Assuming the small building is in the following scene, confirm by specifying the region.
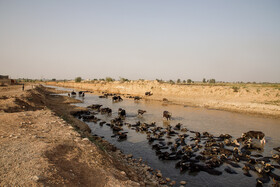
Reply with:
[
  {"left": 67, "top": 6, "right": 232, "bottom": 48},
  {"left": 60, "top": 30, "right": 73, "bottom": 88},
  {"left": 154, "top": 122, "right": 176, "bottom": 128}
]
[{"left": 0, "top": 75, "right": 12, "bottom": 85}]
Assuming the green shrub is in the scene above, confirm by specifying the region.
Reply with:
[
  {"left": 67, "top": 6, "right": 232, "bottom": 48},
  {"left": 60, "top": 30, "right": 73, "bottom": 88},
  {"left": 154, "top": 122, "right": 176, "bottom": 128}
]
[
  {"left": 120, "top": 77, "right": 129, "bottom": 83},
  {"left": 156, "top": 79, "right": 164, "bottom": 83},
  {"left": 232, "top": 86, "right": 239, "bottom": 92},
  {"left": 75, "top": 77, "right": 82, "bottom": 82},
  {"left": 209, "top": 79, "right": 216, "bottom": 83},
  {"left": 105, "top": 77, "right": 114, "bottom": 82}
]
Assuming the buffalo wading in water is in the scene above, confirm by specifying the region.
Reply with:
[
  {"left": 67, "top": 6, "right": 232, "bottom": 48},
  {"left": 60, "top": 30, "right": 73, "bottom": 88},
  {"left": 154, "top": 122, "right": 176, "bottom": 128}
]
[
  {"left": 138, "top": 109, "right": 146, "bottom": 116},
  {"left": 163, "top": 111, "right": 172, "bottom": 120},
  {"left": 118, "top": 108, "right": 126, "bottom": 118},
  {"left": 71, "top": 91, "right": 76, "bottom": 96},
  {"left": 242, "top": 131, "right": 266, "bottom": 144},
  {"left": 71, "top": 102, "right": 279, "bottom": 186},
  {"left": 112, "top": 96, "right": 123, "bottom": 102}
]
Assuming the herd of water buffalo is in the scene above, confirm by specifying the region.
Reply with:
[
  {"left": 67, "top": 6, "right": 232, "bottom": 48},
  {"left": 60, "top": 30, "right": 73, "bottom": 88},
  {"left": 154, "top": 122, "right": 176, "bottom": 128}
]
[{"left": 70, "top": 91, "right": 280, "bottom": 186}]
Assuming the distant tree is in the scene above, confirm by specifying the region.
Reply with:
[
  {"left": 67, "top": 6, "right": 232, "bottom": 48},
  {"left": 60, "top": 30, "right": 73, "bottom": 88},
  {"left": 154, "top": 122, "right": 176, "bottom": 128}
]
[
  {"left": 105, "top": 77, "right": 114, "bottom": 82},
  {"left": 75, "top": 77, "right": 82, "bottom": 83},
  {"left": 202, "top": 78, "right": 206, "bottom": 83},
  {"left": 177, "top": 79, "right": 181, "bottom": 84},
  {"left": 209, "top": 79, "right": 216, "bottom": 84},
  {"left": 169, "top": 80, "right": 175, "bottom": 84},
  {"left": 182, "top": 80, "right": 186, "bottom": 83},
  {"left": 187, "top": 79, "right": 192, "bottom": 84},
  {"left": 52, "top": 78, "right": 56, "bottom": 81},
  {"left": 156, "top": 79, "right": 164, "bottom": 83},
  {"left": 120, "top": 77, "right": 129, "bottom": 83}
]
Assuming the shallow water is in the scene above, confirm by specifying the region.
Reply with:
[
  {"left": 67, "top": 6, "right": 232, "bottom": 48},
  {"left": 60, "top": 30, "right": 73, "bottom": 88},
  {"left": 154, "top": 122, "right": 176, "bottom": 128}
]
[{"left": 46, "top": 85, "right": 280, "bottom": 187}]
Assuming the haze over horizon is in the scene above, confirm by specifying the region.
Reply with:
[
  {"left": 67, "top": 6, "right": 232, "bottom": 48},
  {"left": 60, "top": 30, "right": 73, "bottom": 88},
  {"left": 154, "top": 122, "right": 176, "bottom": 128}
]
[{"left": 1, "top": 0, "right": 280, "bottom": 82}]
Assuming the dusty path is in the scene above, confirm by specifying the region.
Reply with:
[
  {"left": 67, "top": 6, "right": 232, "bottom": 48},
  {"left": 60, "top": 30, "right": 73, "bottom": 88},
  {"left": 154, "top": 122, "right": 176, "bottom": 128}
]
[{"left": 0, "top": 85, "right": 160, "bottom": 186}]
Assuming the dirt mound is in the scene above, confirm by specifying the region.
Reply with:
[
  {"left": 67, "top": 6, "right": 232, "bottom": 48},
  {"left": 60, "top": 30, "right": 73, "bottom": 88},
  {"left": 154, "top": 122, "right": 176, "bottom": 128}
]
[{"left": 0, "top": 86, "right": 46, "bottom": 113}]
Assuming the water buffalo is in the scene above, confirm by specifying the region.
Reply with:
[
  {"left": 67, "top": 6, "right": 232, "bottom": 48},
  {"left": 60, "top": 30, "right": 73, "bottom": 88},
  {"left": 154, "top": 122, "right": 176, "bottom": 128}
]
[
  {"left": 163, "top": 111, "right": 172, "bottom": 120},
  {"left": 100, "top": 107, "right": 112, "bottom": 115},
  {"left": 134, "top": 96, "right": 141, "bottom": 101},
  {"left": 112, "top": 96, "right": 123, "bottom": 102},
  {"left": 87, "top": 104, "right": 102, "bottom": 111},
  {"left": 138, "top": 109, "right": 146, "bottom": 116},
  {"left": 145, "top": 91, "right": 153, "bottom": 96},
  {"left": 242, "top": 131, "right": 266, "bottom": 144},
  {"left": 163, "top": 98, "right": 168, "bottom": 102},
  {"left": 118, "top": 108, "right": 126, "bottom": 118}
]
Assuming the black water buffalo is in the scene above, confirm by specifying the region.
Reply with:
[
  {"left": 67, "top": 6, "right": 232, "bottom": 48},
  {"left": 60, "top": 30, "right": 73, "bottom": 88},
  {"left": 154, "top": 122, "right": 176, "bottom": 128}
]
[
  {"left": 71, "top": 91, "right": 76, "bottom": 96},
  {"left": 100, "top": 107, "right": 112, "bottom": 115},
  {"left": 87, "top": 104, "right": 102, "bottom": 111},
  {"left": 163, "top": 98, "right": 168, "bottom": 102},
  {"left": 112, "top": 96, "right": 123, "bottom": 102},
  {"left": 118, "top": 108, "right": 126, "bottom": 118},
  {"left": 134, "top": 96, "right": 141, "bottom": 101},
  {"left": 163, "top": 111, "right": 172, "bottom": 120},
  {"left": 145, "top": 91, "right": 153, "bottom": 96},
  {"left": 242, "top": 131, "right": 266, "bottom": 144},
  {"left": 138, "top": 109, "right": 146, "bottom": 116}
]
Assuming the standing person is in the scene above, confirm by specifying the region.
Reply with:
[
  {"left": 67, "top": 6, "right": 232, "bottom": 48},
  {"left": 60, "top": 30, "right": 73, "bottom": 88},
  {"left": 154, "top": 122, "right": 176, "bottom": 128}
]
[{"left": 22, "top": 84, "right": 24, "bottom": 91}]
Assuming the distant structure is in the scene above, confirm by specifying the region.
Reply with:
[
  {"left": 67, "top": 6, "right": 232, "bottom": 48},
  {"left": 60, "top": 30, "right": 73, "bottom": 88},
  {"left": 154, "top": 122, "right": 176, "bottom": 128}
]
[{"left": 0, "top": 75, "right": 13, "bottom": 85}]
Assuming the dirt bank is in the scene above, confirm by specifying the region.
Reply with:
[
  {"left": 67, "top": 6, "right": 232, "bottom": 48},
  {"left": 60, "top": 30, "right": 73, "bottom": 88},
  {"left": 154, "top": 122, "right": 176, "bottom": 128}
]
[
  {"left": 0, "top": 84, "right": 163, "bottom": 186},
  {"left": 47, "top": 81, "right": 280, "bottom": 118}
]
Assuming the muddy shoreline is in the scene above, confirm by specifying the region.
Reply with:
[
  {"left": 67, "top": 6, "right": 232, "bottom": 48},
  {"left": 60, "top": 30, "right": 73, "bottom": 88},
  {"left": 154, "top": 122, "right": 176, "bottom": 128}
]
[{"left": 46, "top": 81, "right": 280, "bottom": 119}]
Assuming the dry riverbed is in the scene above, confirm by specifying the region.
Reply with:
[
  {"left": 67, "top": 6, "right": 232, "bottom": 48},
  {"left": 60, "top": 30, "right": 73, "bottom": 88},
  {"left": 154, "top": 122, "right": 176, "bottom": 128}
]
[{"left": 0, "top": 84, "right": 164, "bottom": 186}]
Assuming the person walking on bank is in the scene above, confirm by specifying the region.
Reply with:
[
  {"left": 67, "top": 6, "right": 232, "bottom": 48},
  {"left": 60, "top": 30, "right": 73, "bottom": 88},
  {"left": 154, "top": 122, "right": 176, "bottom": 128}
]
[{"left": 22, "top": 84, "right": 24, "bottom": 91}]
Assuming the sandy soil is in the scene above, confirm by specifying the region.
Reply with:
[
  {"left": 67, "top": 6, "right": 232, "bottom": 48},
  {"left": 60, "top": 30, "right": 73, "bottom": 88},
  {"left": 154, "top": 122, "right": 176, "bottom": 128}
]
[
  {"left": 0, "top": 84, "right": 162, "bottom": 186},
  {"left": 47, "top": 81, "right": 280, "bottom": 118}
]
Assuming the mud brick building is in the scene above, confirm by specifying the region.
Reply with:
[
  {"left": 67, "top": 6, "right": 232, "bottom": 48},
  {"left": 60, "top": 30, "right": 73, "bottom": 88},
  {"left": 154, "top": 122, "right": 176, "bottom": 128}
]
[{"left": 0, "top": 75, "right": 12, "bottom": 85}]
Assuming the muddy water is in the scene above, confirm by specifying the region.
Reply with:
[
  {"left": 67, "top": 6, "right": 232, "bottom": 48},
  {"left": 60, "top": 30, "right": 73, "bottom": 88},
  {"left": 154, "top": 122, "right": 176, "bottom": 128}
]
[{"left": 47, "top": 85, "right": 280, "bottom": 187}]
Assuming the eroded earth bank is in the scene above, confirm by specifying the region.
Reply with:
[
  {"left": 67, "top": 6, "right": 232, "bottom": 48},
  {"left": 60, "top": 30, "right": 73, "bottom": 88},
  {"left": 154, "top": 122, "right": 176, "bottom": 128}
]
[
  {"left": 47, "top": 81, "right": 280, "bottom": 118},
  {"left": 0, "top": 84, "right": 161, "bottom": 186}
]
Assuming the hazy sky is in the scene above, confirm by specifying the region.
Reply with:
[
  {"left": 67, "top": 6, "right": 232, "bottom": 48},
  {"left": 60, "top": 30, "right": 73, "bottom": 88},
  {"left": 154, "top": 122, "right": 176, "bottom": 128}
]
[{"left": 1, "top": 0, "right": 280, "bottom": 82}]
